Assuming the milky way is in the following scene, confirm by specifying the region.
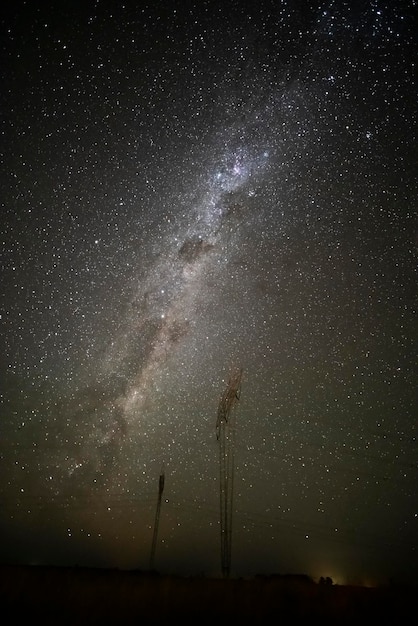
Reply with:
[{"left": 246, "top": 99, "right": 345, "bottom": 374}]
[{"left": 60, "top": 130, "right": 274, "bottom": 491}]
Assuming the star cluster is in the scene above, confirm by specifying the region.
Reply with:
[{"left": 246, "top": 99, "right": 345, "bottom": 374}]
[{"left": 1, "top": 0, "right": 417, "bottom": 583}]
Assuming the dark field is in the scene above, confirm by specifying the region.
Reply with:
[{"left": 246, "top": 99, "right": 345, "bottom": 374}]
[{"left": 0, "top": 564, "right": 416, "bottom": 625}]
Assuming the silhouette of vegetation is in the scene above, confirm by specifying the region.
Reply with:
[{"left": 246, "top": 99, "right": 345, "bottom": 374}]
[{"left": 0, "top": 565, "right": 416, "bottom": 625}]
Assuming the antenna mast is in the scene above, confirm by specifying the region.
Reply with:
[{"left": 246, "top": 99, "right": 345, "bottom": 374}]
[
  {"left": 216, "top": 367, "right": 243, "bottom": 578},
  {"left": 149, "top": 464, "right": 165, "bottom": 571}
]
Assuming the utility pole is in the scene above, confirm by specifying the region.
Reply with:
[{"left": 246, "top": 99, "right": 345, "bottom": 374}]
[
  {"left": 216, "top": 367, "right": 243, "bottom": 578},
  {"left": 149, "top": 464, "right": 165, "bottom": 571}
]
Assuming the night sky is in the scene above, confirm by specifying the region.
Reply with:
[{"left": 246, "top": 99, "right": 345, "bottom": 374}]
[{"left": 1, "top": 0, "right": 417, "bottom": 585}]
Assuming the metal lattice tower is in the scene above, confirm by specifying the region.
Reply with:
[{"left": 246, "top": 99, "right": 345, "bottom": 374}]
[
  {"left": 215, "top": 367, "right": 243, "bottom": 578},
  {"left": 149, "top": 464, "right": 165, "bottom": 571}
]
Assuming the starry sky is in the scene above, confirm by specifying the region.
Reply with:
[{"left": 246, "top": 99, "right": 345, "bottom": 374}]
[{"left": 1, "top": 0, "right": 417, "bottom": 585}]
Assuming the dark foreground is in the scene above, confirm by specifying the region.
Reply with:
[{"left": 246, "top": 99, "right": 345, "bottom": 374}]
[{"left": 0, "top": 564, "right": 416, "bottom": 625}]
